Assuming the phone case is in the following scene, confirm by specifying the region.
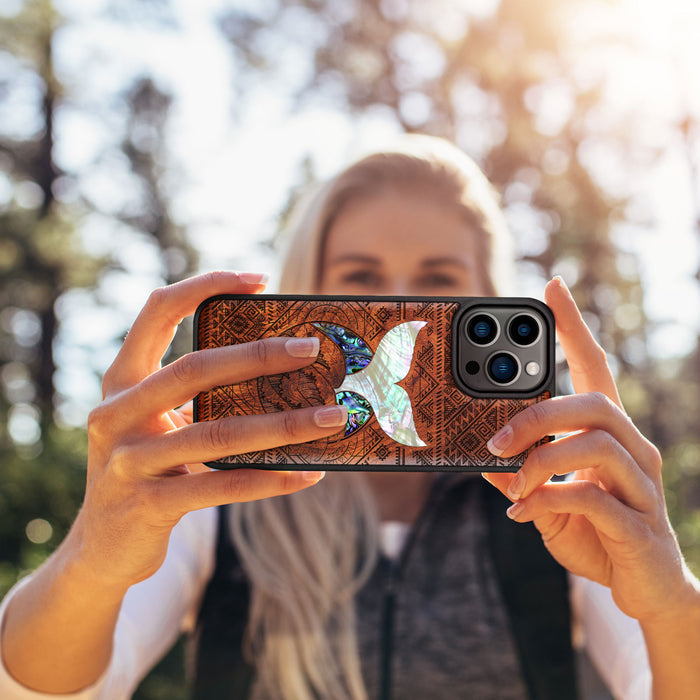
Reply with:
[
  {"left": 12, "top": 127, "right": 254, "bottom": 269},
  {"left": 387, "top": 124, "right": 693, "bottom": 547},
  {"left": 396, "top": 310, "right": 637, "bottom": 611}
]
[{"left": 193, "top": 295, "right": 554, "bottom": 472}]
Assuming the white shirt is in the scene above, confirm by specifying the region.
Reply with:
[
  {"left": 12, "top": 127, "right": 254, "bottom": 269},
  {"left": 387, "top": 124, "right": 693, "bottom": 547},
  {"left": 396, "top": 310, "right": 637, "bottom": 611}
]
[{"left": 0, "top": 507, "right": 651, "bottom": 699}]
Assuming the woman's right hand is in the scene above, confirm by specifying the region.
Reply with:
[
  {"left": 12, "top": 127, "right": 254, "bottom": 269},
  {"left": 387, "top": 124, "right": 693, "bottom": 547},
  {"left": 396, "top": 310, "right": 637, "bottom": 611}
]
[{"left": 74, "top": 271, "right": 347, "bottom": 590}]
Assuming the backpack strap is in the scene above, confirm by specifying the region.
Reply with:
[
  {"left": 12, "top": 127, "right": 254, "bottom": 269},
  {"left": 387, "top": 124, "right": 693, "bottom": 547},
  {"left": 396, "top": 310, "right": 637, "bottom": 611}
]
[
  {"left": 190, "top": 505, "right": 254, "bottom": 700},
  {"left": 484, "top": 483, "right": 579, "bottom": 700}
]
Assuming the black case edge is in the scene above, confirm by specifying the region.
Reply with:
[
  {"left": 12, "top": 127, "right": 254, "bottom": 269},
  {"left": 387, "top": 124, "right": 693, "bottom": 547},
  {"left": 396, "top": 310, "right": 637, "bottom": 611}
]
[{"left": 192, "top": 294, "right": 556, "bottom": 472}]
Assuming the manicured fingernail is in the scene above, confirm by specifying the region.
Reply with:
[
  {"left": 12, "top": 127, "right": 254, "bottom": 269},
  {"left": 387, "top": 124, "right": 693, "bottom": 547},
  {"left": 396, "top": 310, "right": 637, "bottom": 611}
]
[
  {"left": 303, "top": 471, "right": 326, "bottom": 483},
  {"left": 238, "top": 272, "right": 269, "bottom": 285},
  {"left": 487, "top": 425, "right": 513, "bottom": 456},
  {"left": 506, "top": 501, "right": 524, "bottom": 520},
  {"left": 285, "top": 337, "right": 320, "bottom": 358},
  {"left": 507, "top": 471, "right": 525, "bottom": 500},
  {"left": 314, "top": 405, "right": 348, "bottom": 428},
  {"left": 552, "top": 275, "right": 570, "bottom": 295}
]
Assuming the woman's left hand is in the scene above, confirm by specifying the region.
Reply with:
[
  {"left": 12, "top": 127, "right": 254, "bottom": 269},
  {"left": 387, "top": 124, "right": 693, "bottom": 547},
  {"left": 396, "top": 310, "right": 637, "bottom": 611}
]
[{"left": 483, "top": 277, "right": 696, "bottom": 624}]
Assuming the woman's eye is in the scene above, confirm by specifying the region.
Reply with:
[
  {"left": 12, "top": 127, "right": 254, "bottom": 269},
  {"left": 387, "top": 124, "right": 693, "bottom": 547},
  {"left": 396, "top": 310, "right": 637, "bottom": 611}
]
[
  {"left": 417, "top": 273, "right": 460, "bottom": 290},
  {"left": 340, "top": 270, "right": 383, "bottom": 288}
]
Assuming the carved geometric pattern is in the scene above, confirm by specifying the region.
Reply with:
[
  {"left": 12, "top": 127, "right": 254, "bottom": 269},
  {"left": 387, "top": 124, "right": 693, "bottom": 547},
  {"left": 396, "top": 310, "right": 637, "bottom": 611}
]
[{"left": 195, "top": 297, "right": 551, "bottom": 471}]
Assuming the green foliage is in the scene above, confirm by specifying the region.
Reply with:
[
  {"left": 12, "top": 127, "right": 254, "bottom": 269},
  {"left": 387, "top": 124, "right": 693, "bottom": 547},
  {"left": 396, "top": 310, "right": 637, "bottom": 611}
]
[
  {"left": 0, "top": 2, "right": 197, "bottom": 697},
  {"left": 0, "top": 422, "right": 87, "bottom": 599}
]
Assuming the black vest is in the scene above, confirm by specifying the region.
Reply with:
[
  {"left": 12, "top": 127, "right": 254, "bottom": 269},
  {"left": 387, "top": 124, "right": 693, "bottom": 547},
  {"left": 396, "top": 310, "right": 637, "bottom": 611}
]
[{"left": 190, "top": 478, "right": 578, "bottom": 700}]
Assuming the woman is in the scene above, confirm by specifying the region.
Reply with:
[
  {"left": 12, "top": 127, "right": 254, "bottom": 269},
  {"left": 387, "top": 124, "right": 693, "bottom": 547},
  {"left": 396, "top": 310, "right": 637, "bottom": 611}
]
[{"left": 1, "top": 136, "right": 699, "bottom": 700}]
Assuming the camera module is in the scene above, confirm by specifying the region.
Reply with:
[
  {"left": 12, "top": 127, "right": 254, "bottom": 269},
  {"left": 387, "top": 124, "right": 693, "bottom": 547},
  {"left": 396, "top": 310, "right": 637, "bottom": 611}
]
[
  {"left": 454, "top": 301, "right": 551, "bottom": 397},
  {"left": 487, "top": 352, "right": 520, "bottom": 385},
  {"left": 507, "top": 314, "right": 540, "bottom": 347},
  {"left": 466, "top": 313, "right": 499, "bottom": 346}
]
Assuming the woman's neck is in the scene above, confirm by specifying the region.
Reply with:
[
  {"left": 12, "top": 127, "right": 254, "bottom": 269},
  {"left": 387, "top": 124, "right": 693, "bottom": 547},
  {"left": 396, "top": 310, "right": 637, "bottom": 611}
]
[{"left": 362, "top": 471, "right": 437, "bottom": 523}]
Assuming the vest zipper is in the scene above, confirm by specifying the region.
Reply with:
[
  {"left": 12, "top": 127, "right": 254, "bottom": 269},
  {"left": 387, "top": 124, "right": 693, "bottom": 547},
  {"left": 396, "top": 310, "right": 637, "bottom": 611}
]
[
  {"left": 377, "top": 477, "right": 448, "bottom": 700},
  {"left": 379, "top": 559, "right": 398, "bottom": 700}
]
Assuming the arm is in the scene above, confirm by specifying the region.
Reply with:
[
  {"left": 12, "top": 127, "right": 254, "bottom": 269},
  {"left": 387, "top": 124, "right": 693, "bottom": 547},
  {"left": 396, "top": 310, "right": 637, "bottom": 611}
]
[
  {"left": 0, "top": 271, "right": 346, "bottom": 694},
  {"left": 0, "top": 507, "right": 216, "bottom": 700},
  {"left": 484, "top": 276, "right": 700, "bottom": 700}
]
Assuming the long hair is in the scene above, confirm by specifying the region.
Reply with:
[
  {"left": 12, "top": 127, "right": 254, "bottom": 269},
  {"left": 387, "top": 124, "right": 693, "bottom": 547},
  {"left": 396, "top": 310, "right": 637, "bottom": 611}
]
[{"left": 230, "top": 135, "right": 513, "bottom": 700}]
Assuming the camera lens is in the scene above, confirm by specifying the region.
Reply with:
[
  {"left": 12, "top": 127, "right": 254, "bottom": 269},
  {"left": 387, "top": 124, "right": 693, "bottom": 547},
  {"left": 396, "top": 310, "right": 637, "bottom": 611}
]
[
  {"left": 508, "top": 314, "right": 540, "bottom": 347},
  {"left": 466, "top": 313, "right": 498, "bottom": 345},
  {"left": 487, "top": 352, "right": 519, "bottom": 385}
]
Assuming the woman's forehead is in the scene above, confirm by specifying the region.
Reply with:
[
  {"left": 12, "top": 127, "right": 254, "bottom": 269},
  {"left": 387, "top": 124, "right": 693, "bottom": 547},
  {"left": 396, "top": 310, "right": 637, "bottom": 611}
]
[{"left": 324, "top": 191, "right": 477, "bottom": 260}]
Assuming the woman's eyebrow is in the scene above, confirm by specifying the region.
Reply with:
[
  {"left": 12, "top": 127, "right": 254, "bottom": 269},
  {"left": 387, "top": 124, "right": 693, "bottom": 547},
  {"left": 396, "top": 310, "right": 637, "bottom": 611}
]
[
  {"left": 421, "top": 257, "right": 473, "bottom": 270},
  {"left": 327, "top": 254, "right": 381, "bottom": 266}
]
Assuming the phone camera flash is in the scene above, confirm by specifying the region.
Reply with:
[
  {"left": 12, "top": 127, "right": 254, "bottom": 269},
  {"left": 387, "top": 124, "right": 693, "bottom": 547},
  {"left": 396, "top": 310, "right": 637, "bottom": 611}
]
[{"left": 525, "top": 361, "right": 540, "bottom": 376}]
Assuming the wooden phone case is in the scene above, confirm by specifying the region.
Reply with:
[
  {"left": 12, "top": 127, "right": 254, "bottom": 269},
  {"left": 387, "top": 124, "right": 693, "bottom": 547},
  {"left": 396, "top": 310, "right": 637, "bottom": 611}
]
[{"left": 193, "top": 295, "right": 554, "bottom": 472}]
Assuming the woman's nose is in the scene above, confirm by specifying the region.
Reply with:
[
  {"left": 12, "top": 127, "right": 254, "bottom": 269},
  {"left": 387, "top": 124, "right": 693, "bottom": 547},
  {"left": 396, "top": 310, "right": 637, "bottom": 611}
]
[{"left": 385, "top": 279, "right": 411, "bottom": 296}]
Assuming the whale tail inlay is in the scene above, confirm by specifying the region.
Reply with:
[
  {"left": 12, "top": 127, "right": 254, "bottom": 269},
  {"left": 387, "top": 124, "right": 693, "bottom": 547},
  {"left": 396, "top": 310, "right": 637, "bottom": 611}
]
[{"left": 316, "top": 320, "right": 427, "bottom": 447}]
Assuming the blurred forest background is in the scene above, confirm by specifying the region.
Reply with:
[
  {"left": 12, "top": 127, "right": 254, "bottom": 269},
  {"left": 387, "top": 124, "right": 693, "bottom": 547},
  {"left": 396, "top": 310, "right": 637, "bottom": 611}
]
[{"left": 1, "top": 0, "right": 700, "bottom": 697}]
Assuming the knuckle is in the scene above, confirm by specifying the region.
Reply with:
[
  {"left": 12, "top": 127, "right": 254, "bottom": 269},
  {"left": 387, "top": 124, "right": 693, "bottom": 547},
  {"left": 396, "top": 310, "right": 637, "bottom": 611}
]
[
  {"left": 523, "top": 447, "right": 552, "bottom": 480},
  {"left": 87, "top": 402, "right": 115, "bottom": 440},
  {"left": 587, "top": 391, "right": 616, "bottom": 415},
  {"left": 101, "top": 368, "right": 116, "bottom": 398},
  {"left": 574, "top": 480, "right": 605, "bottom": 514},
  {"left": 279, "top": 410, "right": 304, "bottom": 443},
  {"left": 222, "top": 471, "right": 251, "bottom": 502},
  {"left": 205, "top": 270, "right": 228, "bottom": 287},
  {"left": 247, "top": 337, "right": 273, "bottom": 368},
  {"left": 591, "top": 344, "right": 609, "bottom": 368},
  {"left": 525, "top": 445, "right": 548, "bottom": 478},
  {"left": 145, "top": 285, "right": 169, "bottom": 312},
  {"left": 170, "top": 352, "right": 205, "bottom": 386},
  {"left": 201, "top": 419, "right": 234, "bottom": 454},
  {"left": 590, "top": 428, "right": 619, "bottom": 458},
  {"left": 107, "top": 444, "right": 136, "bottom": 480},
  {"left": 526, "top": 399, "right": 550, "bottom": 430},
  {"left": 643, "top": 440, "right": 663, "bottom": 473}
]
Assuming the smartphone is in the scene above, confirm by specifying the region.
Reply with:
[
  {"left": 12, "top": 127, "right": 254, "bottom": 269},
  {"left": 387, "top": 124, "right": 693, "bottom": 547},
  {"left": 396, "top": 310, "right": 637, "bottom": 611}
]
[{"left": 193, "top": 295, "right": 555, "bottom": 472}]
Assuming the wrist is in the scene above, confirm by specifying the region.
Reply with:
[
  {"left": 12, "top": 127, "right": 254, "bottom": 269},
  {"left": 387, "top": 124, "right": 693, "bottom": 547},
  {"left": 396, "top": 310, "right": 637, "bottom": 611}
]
[
  {"left": 1, "top": 521, "right": 129, "bottom": 694},
  {"left": 639, "top": 565, "right": 700, "bottom": 631},
  {"left": 636, "top": 568, "right": 700, "bottom": 700},
  {"left": 55, "top": 512, "right": 136, "bottom": 597}
]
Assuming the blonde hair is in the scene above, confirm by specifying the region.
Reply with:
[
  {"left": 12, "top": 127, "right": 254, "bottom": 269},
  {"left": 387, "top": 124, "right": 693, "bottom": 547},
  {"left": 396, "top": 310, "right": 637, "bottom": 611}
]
[
  {"left": 279, "top": 134, "right": 514, "bottom": 295},
  {"left": 230, "top": 135, "right": 514, "bottom": 700},
  {"left": 230, "top": 476, "right": 378, "bottom": 700}
]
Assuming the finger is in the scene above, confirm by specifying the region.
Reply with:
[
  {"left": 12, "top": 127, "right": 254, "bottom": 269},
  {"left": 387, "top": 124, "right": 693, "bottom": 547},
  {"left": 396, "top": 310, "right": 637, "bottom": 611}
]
[
  {"left": 504, "top": 430, "right": 656, "bottom": 511},
  {"left": 506, "top": 479, "right": 640, "bottom": 545},
  {"left": 120, "top": 336, "right": 320, "bottom": 419},
  {"left": 104, "top": 271, "right": 268, "bottom": 394},
  {"left": 481, "top": 471, "right": 517, "bottom": 499},
  {"left": 156, "top": 468, "right": 326, "bottom": 519},
  {"left": 544, "top": 277, "right": 622, "bottom": 408},
  {"left": 482, "top": 473, "right": 616, "bottom": 577},
  {"left": 486, "top": 392, "right": 661, "bottom": 480},
  {"left": 171, "top": 402, "right": 193, "bottom": 428},
  {"left": 112, "top": 404, "right": 348, "bottom": 476}
]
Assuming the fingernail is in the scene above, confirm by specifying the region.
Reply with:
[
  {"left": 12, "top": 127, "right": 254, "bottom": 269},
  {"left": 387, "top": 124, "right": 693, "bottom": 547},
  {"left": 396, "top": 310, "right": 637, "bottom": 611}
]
[
  {"left": 506, "top": 501, "right": 524, "bottom": 520},
  {"left": 487, "top": 425, "right": 513, "bottom": 456},
  {"left": 238, "top": 272, "right": 269, "bottom": 285},
  {"left": 314, "top": 405, "right": 348, "bottom": 428},
  {"left": 286, "top": 337, "right": 320, "bottom": 358},
  {"left": 507, "top": 471, "right": 525, "bottom": 500},
  {"left": 303, "top": 471, "right": 326, "bottom": 483},
  {"left": 552, "top": 275, "right": 570, "bottom": 295}
]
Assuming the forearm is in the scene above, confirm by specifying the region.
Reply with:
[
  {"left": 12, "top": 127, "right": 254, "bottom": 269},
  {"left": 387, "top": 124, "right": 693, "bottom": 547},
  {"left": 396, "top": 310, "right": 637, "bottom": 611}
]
[
  {"left": 640, "top": 570, "right": 700, "bottom": 700},
  {"left": 1, "top": 525, "right": 129, "bottom": 694}
]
